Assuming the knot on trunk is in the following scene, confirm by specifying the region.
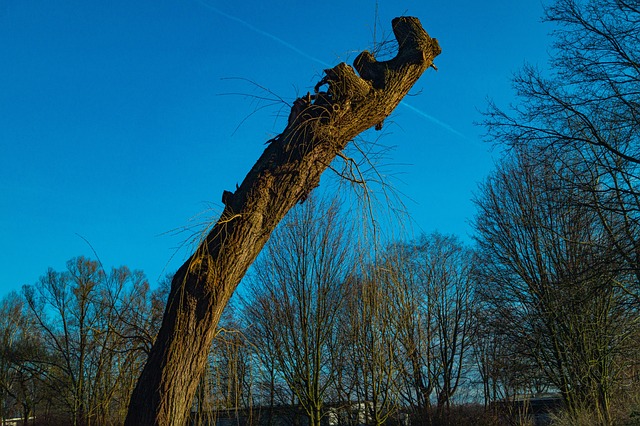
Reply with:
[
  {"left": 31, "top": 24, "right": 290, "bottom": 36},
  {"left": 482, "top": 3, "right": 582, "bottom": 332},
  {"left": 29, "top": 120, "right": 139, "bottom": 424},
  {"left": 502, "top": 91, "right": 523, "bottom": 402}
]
[{"left": 314, "top": 63, "right": 372, "bottom": 104}]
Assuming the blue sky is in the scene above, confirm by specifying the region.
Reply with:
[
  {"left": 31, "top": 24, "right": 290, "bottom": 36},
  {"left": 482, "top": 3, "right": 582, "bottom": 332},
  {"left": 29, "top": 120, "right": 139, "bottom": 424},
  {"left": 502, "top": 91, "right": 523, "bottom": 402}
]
[{"left": 0, "top": 0, "right": 551, "bottom": 297}]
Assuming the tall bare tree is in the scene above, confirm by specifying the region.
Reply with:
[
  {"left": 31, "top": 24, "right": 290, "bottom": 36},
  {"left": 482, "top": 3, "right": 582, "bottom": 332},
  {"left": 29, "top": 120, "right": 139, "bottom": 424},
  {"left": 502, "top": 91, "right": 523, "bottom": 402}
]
[
  {"left": 384, "top": 243, "right": 437, "bottom": 421},
  {"left": 484, "top": 0, "right": 640, "bottom": 299},
  {"left": 473, "top": 147, "right": 637, "bottom": 423},
  {"left": 341, "top": 267, "right": 402, "bottom": 426},
  {"left": 380, "top": 234, "right": 476, "bottom": 426},
  {"left": 21, "top": 257, "right": 156, "bottom": 425},
  {"left": 479, "top": 2, "right": 640, "bottom": 420},
  {"left": 125, "top": 17, "right": 441, "bottom": 426},
  {"left": 243, "top": 197, "right": 355, "bottom": 426},
  {"left": 417, "top": 234, "right": 475, "bottom": 420},
  {"left": 22, "top": 257, "right": 105, "bottom": 426},
  {"left": 0, "top": 292, "right": 43, "bottom": 424}
]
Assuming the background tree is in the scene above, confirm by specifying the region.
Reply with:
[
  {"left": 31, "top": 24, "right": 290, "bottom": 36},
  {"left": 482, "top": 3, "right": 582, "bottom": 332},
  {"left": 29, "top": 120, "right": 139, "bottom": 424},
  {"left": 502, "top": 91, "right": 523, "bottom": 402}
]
[
  {"left": 384, "top": 233, "right": 476, "bottom": 425},
  {"left": 191, "top": 303, "right": 253, "bottom": 426},
  {"left": 484, "top": 0, "right": 640, "bottom": 300},
  {"left": 0, "top": 292, "right": 44, "bottom": 424},
  {"left": 385, "top": 242, "right": 437, "bottom": 422},
  {"left": 244, "top": 197, "right": 355, "bottom": 426},
  {"left": 339, "top": 266, "right": 402, "bottom": 426},
  {"left": 473, "top": 146, "right": 638, "bottom": 423},
  {"left": 90, "top": 266, "right": 161, "bottom": 424},
  {"left": 22, "top": 257, "right": 104, "bottom": 425},
  {"left": 21, "top": 257, "right": 157, "bottom": 425},
  {"left": 418, "top": 234, "right": 475, "bottom": 421},
  {"left": 480, "top": 1, "right": 640, "bottom": 421},
  {"left": 242, "top": 298, "right": 291, "bottom": 425},
  {"left": 471, "top": 294, "right": 549, "bottom": 421}
]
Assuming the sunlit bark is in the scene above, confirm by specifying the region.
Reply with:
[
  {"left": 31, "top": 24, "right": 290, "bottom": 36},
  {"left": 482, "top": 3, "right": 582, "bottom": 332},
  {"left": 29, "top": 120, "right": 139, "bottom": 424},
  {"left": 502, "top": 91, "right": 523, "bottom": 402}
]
[{"left": 124, "top": 17, "right": 440, "bottom": 426}]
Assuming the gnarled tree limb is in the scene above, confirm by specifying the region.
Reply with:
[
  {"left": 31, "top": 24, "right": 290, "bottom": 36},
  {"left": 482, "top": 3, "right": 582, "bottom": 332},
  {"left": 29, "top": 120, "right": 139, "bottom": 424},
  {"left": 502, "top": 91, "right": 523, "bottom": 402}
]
[{"left": 125, "top": 16, "right": 440, "bottom": 426}]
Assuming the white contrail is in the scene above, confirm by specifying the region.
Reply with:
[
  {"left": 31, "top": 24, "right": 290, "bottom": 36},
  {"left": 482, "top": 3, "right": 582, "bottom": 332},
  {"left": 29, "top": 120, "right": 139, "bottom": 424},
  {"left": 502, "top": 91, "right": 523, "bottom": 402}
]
[
  {"left": 195, "top": 0, "right": 331, "bottom": 68},
  {"left": 400, "top": 102, "right": 467, "bottom": 139},
  {"left": 196, "top": 1, "right": 465, "bottom": 138}
]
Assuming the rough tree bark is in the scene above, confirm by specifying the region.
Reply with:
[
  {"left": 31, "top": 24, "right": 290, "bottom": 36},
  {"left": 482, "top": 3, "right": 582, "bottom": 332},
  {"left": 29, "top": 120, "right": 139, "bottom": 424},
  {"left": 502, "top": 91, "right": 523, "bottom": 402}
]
[{"left": 124, "top": 16, "right": 441, "bottom": 426}]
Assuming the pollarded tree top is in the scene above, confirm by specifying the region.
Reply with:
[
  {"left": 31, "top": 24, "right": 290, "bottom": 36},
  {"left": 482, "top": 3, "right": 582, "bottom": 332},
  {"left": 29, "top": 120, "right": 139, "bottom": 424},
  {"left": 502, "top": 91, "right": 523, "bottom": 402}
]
[
  {"left": 225, "top": 16, "right": 441, "bottom": 215},
  {"left": 354, "top": 16, "right": 441, "bottom": 90}
]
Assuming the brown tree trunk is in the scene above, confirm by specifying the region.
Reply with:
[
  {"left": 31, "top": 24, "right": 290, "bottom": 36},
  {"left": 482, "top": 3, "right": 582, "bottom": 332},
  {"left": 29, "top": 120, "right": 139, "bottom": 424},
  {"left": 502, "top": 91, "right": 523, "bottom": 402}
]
[{"left": 124, "top": 16, "right": 440, "bottom": 426}]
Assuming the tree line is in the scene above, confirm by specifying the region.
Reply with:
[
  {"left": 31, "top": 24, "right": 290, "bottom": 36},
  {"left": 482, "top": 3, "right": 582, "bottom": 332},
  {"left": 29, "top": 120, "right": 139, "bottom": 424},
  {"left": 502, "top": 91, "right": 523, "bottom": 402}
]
[
  {"left": 2, "top": 0, "right": 639, "bottom": 425},
  {"left": 0, "top": 201, "right": 482, "bottom": 426},
  {"left": 2, "top": 187, "right": 638, "bottom": 425},
  {"left": 0, "top": 259, "right": 169, "bottom": 425}
]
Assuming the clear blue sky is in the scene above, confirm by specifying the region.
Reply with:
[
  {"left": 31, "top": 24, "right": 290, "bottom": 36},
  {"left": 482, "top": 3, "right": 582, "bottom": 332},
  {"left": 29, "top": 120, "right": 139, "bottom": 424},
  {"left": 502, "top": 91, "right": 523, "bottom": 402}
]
[{"left": 0, "top": 0, "right": 551, "bottom": 297}]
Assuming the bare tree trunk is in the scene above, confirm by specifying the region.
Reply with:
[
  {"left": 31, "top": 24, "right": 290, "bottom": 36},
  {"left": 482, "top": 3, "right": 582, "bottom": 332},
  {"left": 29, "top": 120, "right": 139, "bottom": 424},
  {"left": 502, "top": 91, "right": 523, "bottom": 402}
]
[{"left": 124, "top": 16, "right": 440, "bottom": 426}]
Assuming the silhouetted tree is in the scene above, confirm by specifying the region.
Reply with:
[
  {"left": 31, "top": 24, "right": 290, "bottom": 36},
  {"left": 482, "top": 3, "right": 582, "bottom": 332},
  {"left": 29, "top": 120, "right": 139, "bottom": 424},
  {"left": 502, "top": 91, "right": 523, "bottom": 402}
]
[
  {"left": 340, "top": 266, "right": 402, "bottom": 426},
  {"left": 0, "top": 292, "right": 44, "bottom": 424},
  {"left": 244, "top": 198, "right": 355, "bottom": 426},
  {"left": 473, "top": 147, "right": 637, "bottom": 424},
  {"left": 384, "top": 234, "right": 476, "bottom": 426},
  {"left": 484, "top": 0, "right": 640, "bottom": 300},
  {"left": 22, "top": 257, "right": 155, "bottom": 425}
]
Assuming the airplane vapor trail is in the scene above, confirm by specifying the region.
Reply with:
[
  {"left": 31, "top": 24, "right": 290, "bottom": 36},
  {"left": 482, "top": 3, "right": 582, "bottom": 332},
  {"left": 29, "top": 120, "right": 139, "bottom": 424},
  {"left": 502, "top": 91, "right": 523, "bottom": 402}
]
[
  {"left": 195, "top": 0, "right": 331, "bottom": 68},
  {"left": 400, "top": 102, "right": 467, "bottom": 139}
]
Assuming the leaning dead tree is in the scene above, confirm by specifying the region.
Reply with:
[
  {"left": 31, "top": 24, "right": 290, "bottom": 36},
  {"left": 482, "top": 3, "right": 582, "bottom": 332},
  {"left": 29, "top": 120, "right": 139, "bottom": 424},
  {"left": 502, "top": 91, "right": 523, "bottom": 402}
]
[{"left": 125, "top": 16, "right": 440, "bottom": 426}]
